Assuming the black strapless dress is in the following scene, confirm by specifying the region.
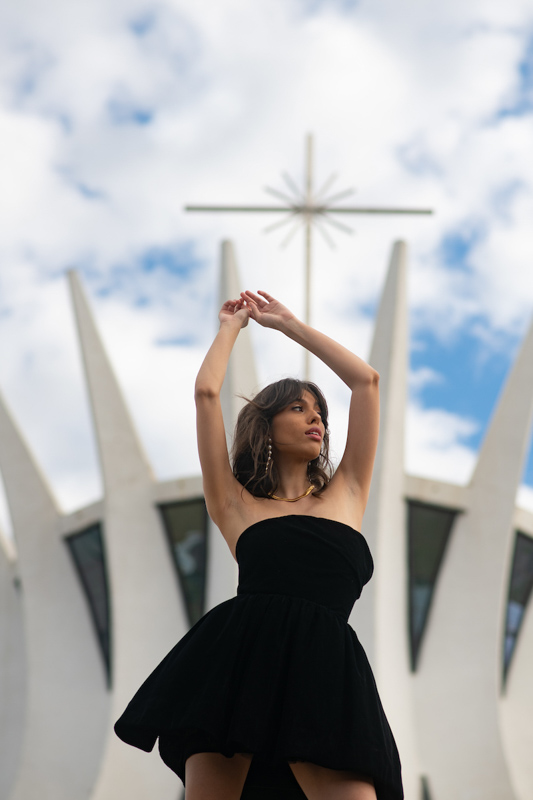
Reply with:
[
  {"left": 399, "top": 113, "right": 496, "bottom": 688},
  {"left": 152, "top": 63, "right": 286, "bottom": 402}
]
[{"left": 114, "top": 515, "right": 403, "bottom": 800}]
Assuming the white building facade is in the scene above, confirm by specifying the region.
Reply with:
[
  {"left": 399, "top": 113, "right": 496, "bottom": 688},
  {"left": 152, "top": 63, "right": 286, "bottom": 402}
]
[{"left": 1, "top": 241, "right": 533, "bottom": 800}]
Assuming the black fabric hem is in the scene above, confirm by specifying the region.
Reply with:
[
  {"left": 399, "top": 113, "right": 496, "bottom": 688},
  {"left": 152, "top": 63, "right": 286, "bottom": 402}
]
[{"left": 120, "top": 724, "right": 404, "bottom": 800}]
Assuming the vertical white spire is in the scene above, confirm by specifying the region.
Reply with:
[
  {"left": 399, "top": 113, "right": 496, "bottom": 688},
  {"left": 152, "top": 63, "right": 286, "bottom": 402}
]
[
  {"left": 68, "top": 271, "right": 186, "bottom": 800},
  {"left": 205, "top": 241, "right": 259, "bottom": 611},
  {"left": 68, "top": 271, "right": 153, "bottom": 487},
  {"left": 415, "top": 315, "right": 533, "bottom": 800},
  {"left": 350, "top": 241, "right": 420, "bottom": 800},
  {"left": 0, "top": 392, "right": 109, "bottom": 800},
  {"left": 501, "top": 580, "right": 533, "bottom": 800},
  {"left": 0, "top": 390, "right": 58, "bottom": 520},
  {"left": 218, "top": 240, "right": 259, "bottom": 441},
  {"left": 0, "top": 535, "right": 25, "bottom": 800},
  {"left": 353, "top": 240, "right": 408, "bottom": 660}
]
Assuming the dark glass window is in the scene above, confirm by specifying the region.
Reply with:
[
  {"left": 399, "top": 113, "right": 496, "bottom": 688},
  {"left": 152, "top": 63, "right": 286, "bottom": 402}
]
[
  {"left": 65, "top": 523, "right": 111, "bottom": 687},
  {"left": 159, "top": 499, "right": 208, "bottom": 626},
  {"left": 421, "top": 776, "right": 433, "bottom": 800},
  {"left": 407, "top": 500, "right": 459, "bottom": 671},
  {"left": 503, "top": 531, "right": 533, "bottom": 687}
]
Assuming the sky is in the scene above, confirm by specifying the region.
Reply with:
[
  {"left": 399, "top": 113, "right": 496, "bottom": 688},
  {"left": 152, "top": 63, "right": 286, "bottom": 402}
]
[{"left": 1, "top": 0, "right": 533, "bottom": 535}]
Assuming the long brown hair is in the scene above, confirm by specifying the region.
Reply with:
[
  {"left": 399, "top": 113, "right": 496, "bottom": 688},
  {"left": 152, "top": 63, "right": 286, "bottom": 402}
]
[{"left": 231, "top": 378, "right": 333, "bottom": 498}]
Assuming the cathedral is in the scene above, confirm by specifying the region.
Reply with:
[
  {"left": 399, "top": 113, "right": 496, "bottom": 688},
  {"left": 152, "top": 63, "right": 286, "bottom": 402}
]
[{"left": 1, "top": 240, "right": 532, "bottom": 800}]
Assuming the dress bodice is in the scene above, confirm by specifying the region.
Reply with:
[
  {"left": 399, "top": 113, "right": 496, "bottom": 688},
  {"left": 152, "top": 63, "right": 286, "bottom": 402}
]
[{"left": 236, "top": 515, "right": 374, "bottom": 621}]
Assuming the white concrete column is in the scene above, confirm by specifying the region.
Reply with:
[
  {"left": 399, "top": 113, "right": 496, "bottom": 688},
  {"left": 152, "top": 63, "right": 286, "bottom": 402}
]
[
  {"left": 349, "top": 241, "right": 420, "bottom": 800},
  {"left": 414, "top": 315, "right": 533, "bottom": 800},
  {"left": 500, "top": 582, "right": 533, "bottom": 800},
  {"left": 218, "top": 239, "right": 259, "bottom": 443},
  {"left": 0, "top": 394, "right": 109, "bottom": 800},
  {"left": 205, "top": 241, "right": 259, "bottom": 611},
  {"left": 0, "top": 535, "right": 26, "bottom": 800},
  {"left": 68, "top": 272, "right": 187, "bottom": 800}
]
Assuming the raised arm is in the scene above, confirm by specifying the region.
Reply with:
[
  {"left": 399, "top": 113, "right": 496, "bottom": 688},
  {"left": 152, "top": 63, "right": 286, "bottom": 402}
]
[
  {"left": 195, "top": 299, "right": 250, "bottom": 527},
  {"left": 243, "top": 290, "right": 379, "bottom": 506}
]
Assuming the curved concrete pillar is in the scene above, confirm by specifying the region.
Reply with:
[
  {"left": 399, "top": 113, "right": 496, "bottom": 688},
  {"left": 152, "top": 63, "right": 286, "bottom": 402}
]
[
  {"left": 500, "top": 589, "right": 533, "bottom": 800},
  {"left": 0, "top": 535, "right": 26, "bottom": 800},
  {"left": 218, "top": 239, "right": 259, "bottom": 440},
  {"left": 67, "top": 272, "right": 188, "bottom": 800},
  {"left": 414, "top": 315, "right": 533, "bottom": 800},
  {"left": 350, "top": 241, "right": 421, "bottom": 800},
  {"left": 0, "top": 394, "right": 109, "bottom": 800},
  {"left": 205, "top": 241, "right": 259, "bottom": 612}
]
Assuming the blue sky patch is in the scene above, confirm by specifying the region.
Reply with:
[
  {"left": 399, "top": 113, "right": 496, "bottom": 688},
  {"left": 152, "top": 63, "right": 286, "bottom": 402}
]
[
  {"left": 52, "top": 111, "right": 73, "bottom": 134},
  {"left": 298, "top": 0, "right": 358, "bottom": 16},
  {"left": 129, "top": 10, "right": 157, "bottom": 37},
  {"left": 10, "top": 43, "right": 54, "bottom": 103},
  {"left": 490, "top": 180, "right": 526, "bottom": 221},
  {"left": 108, "top": 98, "right": 154, "bottom": 126},
  {"left": 139, "top": 245, "right": 201, "bottom": 280},
  {"left": 438, "top": 223, "right": 484, "bottom": 271},
  {"left": 519, "top": 37, "right": 533, "bottom": 90},
  {"left": 155, "top": 335, "right": 197, "bottom": 347},
  {"left": 523, "top": 442, "right": 533, "bottom": 487},
  {"left": 411, "top": 327, "right": 519, "bottom": 452},
  {"left": 396, "top": 139, "right": 442, "bottom": 177},
  {"left": 495, "top": 34, "right": 533, "bottom": 118},
  {"left": 75, "top": 182, "right": 106, "bottom": 200},
  {"left": 56, "top": 167, "right": 106, "bottom": 200},
  {"left": 89, "top": 243, "right": 204, "bottom": 305},
  {"left": 133, "top": 295, "right": 151, "bottom": 308}
]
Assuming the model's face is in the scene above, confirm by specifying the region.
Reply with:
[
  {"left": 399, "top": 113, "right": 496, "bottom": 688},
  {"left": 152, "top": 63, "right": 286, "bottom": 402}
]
[{"left": 270, "top": 390, "right": 325, "bottom": 461}]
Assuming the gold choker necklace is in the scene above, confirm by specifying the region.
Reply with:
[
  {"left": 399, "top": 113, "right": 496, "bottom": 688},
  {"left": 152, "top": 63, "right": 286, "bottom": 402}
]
[{"left": 269, "top": 484, "right": 315, "bottom": 502}]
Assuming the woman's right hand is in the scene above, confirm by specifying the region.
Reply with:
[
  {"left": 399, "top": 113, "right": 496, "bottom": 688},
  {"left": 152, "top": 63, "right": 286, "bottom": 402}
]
[
  {"left": 240, "top": 290, "right": 296, "bottom": 331},
  {"left": 219, "top": 298, "right": 250, "bottom": 329}
]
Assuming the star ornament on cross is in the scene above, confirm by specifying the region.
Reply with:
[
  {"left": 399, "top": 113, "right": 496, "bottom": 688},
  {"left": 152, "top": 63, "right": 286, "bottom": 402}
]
[{"left": 185, "top": 134, "right": 433, "bottom": 378}]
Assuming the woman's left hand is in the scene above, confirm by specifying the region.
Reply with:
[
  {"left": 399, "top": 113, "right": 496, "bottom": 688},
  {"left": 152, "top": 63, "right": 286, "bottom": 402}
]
[
  {"left": 219, "top": 298, "right": 250, "bottom": 328},
  {"left": 241, "top": 290, "right": 296, "bottom": 330}
]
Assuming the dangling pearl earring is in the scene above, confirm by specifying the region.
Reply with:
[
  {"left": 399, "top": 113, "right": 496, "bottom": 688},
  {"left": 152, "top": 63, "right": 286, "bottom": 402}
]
[{"left": 265, "top": 437, "right": 273, "bottom": 475}]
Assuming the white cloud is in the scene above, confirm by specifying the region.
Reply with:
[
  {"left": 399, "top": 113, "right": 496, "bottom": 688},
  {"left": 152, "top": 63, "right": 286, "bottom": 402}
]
[
  {"left": 517, "top": 484, "right": 533, "bottom": 514},
  {"left": 409, "top": 366, "right": 444, "bottom": 394},
  {"left": 406, "top": 402, "right": 479, "bottom": 485},
  {"left": 0, "top": 0, "right": 532, "bottom": 531}
]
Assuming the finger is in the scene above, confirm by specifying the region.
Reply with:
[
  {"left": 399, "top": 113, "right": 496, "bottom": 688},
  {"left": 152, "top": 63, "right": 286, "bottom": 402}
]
[
  {"left": 244, "top": 290, "right": 267, "bottom": 307},
  {"left": 245, "top": 300, "right": 261, "bottom": 320},
  {"left": 241, "top": 292, "right": 256, "bottom": 305},
  {"left": 257, "top": 290, "right": 276, "bottom": 302}
]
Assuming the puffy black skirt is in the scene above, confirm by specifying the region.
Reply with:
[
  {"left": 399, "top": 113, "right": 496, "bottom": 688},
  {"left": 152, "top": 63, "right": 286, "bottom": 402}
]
[{"left": 115, "top": 516, "right": 403, "bottom": 800}]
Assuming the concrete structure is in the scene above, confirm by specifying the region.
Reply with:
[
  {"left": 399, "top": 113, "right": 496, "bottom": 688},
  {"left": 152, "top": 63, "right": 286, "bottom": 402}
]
[
  {"left": 1, "top": 240, "right": 533, "bottom": 800},
  {"left": 205, "top": 240, "right": 258, "bottom": 613},
  {"left": 0, "top": 390, "right": 108, "bottom": 800},
  {"left": 0, "top": 531, "right": 25, "bottom": 800},
  {"left": 350, "top": 242, "right": 421, "bottom": 800}
]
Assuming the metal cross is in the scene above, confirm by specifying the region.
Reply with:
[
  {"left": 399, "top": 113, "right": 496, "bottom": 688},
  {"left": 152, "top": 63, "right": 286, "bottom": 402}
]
[{"left": 186, "top": 134, "right": 432, "bottom": 378}]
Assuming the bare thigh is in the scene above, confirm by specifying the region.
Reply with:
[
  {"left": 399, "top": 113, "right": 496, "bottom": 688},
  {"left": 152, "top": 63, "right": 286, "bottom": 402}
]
[
  {"left": 184, "top": 752, "right": 253, "bottom": 800},
  {"left": 289, "top": 762, "right": 377, "bottom": 800}
]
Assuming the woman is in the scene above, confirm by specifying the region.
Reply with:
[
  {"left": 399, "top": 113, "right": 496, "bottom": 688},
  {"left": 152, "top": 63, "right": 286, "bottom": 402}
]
[{"left": 115, "top": 290, "right": 403, "bottom": 800}]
